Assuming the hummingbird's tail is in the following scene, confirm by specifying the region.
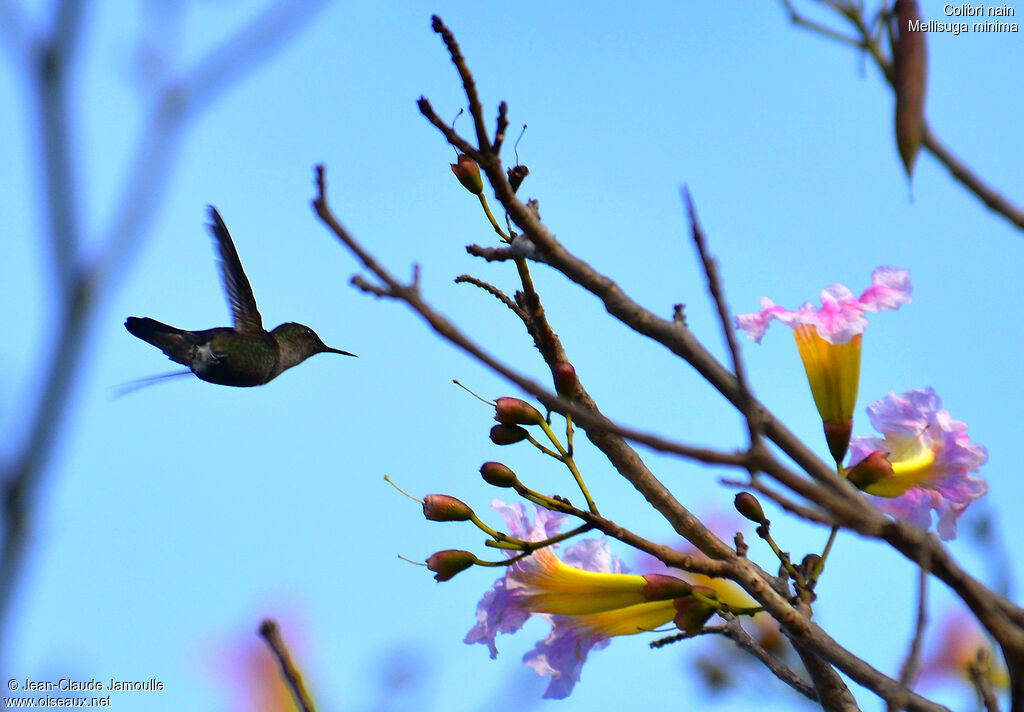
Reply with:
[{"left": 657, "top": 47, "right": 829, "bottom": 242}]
[{"left": 125, "top": 317, "right": 195, "bottom": 365}]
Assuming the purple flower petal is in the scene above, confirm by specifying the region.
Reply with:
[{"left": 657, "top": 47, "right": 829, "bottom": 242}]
[
  {"left": 523, "top": 620, "right": 611, "bottom": 699},
  {"left": 851, "top": 388, "right": 988, "bottom": 540},
  {"left": 735, "top": 267, "right": 911, "bottom": 345}
]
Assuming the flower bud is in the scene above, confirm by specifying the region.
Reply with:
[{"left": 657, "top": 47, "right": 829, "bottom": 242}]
[
  {"left": 451, "top": 154, "right": 483, "bottom": 195},
  {"left": 494, "top": 397, "right": 544, "bottom": 426},
  {"left": 480, "top": 461, "right": 518, "bottom": 488},
  {"left": 801, "top": 553, "right": 822, "bottom": 578},
  {"left": 551, "top": 362, "right": 578, "bottom": 398},
  {"left": 734, "top": 492, "right": 768, "bottom": 526},
  {"left": 422, "top": 494, "right": 474, "bottom": 522},
  {"left": 845, "top": 450, "right": 894, "bottom": 491},
  {"left": 641, "top": 574, "right": 694, "bottom": 602},
  {"left": 490, "top": 424, "right": 528, "bottom": 445},
  {"left": 426, "top": 549, "right": 477, "bottom": 581}
]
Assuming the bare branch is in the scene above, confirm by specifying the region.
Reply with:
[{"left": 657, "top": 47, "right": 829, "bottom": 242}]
[
  {"left": 969, "top": 649, "right": 1002, "bottom": 712},
  {"left": 889, "top": 555, "right": 930, "bottom": 712},
  {"left": 684, "top": 188, "right": 762, "bottom": 453},
  {"left": 712, "top": 615, "right": 819, "bottom": 701},
  {"left": 454, "top": 274, "right": 525, "bottom": 319},
  {"left": 777, "top": 0, "right": 865, "bottom": 47},
  {"left": 794, "top": 642, "right": 860, "bottom": 711},
  {"left": 429, "top": 16, "right": 491, "bottom": 152},
  {"left": 920, "top": 123, "right": 1024, "bottom": 231}
]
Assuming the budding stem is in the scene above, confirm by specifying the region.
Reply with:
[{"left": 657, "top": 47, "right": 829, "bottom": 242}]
[
  {"left": 757, "top": 524, "right": 806, "bottom": 588},
  {"left": 809, "top": 525, "right": 840, "bottom": 587},
  {"left": 477, "top": 193, "right": 509, "bottom": 241}
]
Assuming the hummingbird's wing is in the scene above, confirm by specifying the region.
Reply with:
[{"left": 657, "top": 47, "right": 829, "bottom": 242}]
[{"left": 207, "top": 206, "right": 264, "bottom": 332}]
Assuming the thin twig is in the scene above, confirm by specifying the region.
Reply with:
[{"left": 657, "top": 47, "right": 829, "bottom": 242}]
[
  {"left": 683, "top": 188, "right": 762, "bottom": 453},
  {"left": 454, "top": 274, "right": 525, "bottom": 318},
  {"left": 889, "top": 553, "right": 930, "bottom": 712},
  {"left": 901, "top": 557, "right": 930, "bottom": 687},
  {"left": 258, "top": 619, "right": 317, "bottom": 712},
  {"left": 429, "top": 15, "right": 490, "bottom": 152},
  {"left": 778, "top": 0, "right": 865, "bottom": 46},
  {"left": 712, "top": 616, "right": 818, "bottom": 702},
  {"left": 968, "top": 649, "right": 1002, "bottom": 712}
]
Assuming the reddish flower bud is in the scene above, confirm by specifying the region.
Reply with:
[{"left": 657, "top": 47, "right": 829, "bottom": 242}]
[
  {"left": 426, "top": 549, "right": 477, "bottom": 581},
  {"left": 551, "top": 362, "right": 578, "bottom": 398},
  {"left": 490, "top": 424, "right": 528, "bottom": 445},
  {"left": 480, "top": 461, "right": 518, "bottom": 488},
  {"left": 845, "top": 450, "right": 895, "bottom": 491},
  {"left": 734, "top": 492, "right": 768, "bottom": 526},
  {"left": 422, "top": 494, "right": 474, "bottom": 522},
  {"left": 494, "top": 397, "right": 544, "bottom": 426},
  {"left": 451, "top": 154, "right": 483, "bottom": 195}
]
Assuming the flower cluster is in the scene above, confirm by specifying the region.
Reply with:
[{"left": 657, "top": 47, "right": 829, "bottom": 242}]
[
  {"left": 464, "top": 501, "right": 716, "bottom": 698},
  {"left": 737, "top": 267, "right": 988, "bottom": 539}
]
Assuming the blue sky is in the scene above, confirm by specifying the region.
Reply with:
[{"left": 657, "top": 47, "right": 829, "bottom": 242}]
[{"left": 1, "top": 1, "right": 1021, "bottom": 710}]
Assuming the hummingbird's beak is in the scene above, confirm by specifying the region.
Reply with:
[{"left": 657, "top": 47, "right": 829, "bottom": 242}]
[{"left": 324, "top": 346, "right": 357, "bottom": 357}]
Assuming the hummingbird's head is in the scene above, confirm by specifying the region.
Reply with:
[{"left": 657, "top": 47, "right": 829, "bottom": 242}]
[{"left": 272, "top": 322, "right": 356, "bottom": 367}]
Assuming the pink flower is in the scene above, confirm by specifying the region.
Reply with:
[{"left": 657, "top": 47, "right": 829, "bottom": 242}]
[
  {"left": 847, "top": 388, "right": 988, "bottom": 540},
  {"left": 736, "top": 267, "right": 912, "bottom": 463},
  {"left": 464, "top": 501, "right": 696, "bottom": 698},
  {"left": 735, "top": 266, "right": 912, "bottom": 345}
]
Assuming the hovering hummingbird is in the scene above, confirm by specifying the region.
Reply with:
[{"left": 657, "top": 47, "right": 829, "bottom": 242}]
[{"left": 125, "top": 206, "right": 354, "bottom": 387}]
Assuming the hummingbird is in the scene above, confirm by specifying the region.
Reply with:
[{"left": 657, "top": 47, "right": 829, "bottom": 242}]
[{"left": 124, "top": 206, "right": 354, "bottom": 387}]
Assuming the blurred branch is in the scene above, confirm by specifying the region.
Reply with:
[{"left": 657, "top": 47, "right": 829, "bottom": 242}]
[
  {"left": 889, "top": 558, "right": 929, "bottom": 712},
  {"left": 0, "top": 0, "right": 328, "bottom": 674},
  {"left": 707, "top": 616, "right": 818, "bottom": 701},
  {"left": 969, "top": 649, "right": 1002, "bottom": 712},
  {"left": 259, "top": 619, "right": 317, "bottom": 712},
  {"left": 36, "top": 0, "right": 86, "bottom": 296},
  {"left": 778, "top": 0, "right": 1024, "bottom": 232},
  {"left": 93, "top": 0, "right": 332, "bottom": 286}
]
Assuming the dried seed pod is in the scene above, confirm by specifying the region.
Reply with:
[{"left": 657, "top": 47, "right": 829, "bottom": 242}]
[{"left": 893, "top": 0, "right": 927, "bottom": 177}]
